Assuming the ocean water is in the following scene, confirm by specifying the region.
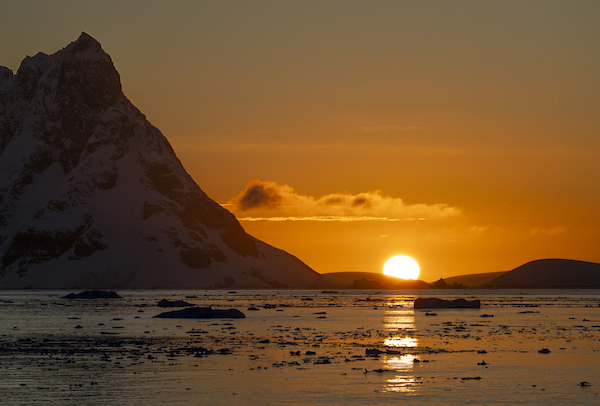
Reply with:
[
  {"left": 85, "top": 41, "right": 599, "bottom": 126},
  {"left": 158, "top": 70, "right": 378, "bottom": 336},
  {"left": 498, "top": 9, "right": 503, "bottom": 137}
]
[{"left": 0, "top": 289, "right": 599, "bottom": 405}]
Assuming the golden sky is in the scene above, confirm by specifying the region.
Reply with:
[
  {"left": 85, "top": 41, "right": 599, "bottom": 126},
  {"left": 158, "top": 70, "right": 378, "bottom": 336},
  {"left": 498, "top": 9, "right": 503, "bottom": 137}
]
[{"left": 2, "top": 1, "right": 600, "bottom": 280}]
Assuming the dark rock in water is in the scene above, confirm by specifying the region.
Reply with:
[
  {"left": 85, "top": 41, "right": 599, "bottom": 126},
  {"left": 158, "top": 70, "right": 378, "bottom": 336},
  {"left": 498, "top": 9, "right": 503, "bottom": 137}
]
[
  {"left": 157, "top": 299, "right": 194, "bottom": 308},
  {"left": 365, "top": 348, "right": 384, "bottom": 356},
  {"left": 414, "top": 298, "right": 480, "bottom": 309},
  {"left": 154, "top": 306, "right": 245, "bottom": 319},
  {"left": 63, "top": 290, "right": 121, "bottom": 299}
]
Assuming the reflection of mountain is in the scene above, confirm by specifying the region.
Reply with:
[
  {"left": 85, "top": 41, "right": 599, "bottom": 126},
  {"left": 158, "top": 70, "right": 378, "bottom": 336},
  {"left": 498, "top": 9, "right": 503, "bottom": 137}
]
[
  {"left": 0, "top": 33, "right": 329, "bottom": 289},
  {"left": 483, "top": 259, "right": 600, "bottom": 288},
  {"left": 322, "top": 272, "right": 431, "bottom": 289}
]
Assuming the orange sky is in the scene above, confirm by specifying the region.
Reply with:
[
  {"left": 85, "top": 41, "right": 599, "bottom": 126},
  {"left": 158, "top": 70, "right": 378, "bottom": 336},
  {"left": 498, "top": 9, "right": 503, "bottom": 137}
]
[{"left": 2, "top": 1, "right": 600, "bottom": 280}]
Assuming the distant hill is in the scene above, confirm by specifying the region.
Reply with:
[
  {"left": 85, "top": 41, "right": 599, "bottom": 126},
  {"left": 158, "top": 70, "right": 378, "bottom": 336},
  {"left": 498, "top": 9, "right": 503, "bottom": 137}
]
[
  {"left": 440, "top": 271, "right": 508, "bottom": 288},
  {"left": 483, "top": 259, "right": 600, "bottom": 288},
  {"left": 321, "top": 272, "right": 431, "bottom": 289}
]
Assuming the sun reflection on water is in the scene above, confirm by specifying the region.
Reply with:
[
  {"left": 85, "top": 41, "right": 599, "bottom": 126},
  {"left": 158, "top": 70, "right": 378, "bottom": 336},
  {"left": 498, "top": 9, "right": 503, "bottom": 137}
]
[
  {"left": 384, "top": 336, "right": 418, "bottom": 348},
  {"left": 382, "top": 355, "right": 420, "bottom": 393},
  {"left": 384, "top": 375, "right": 420, "bottom": 393},
  {"left": 386, "top": 353, "right": 417, "bottom": 369},
  {"left": 380, "top": 305, "right": 421, "bottom": 394},
  {"left": 386, "top": 299, "right": 412, "bottom": 308},
  {"left": 383, "top": 309, "right": 415, "bottom": 332},
  {"left": 383, "top": 307, "right": 418, "bottom": 348}
]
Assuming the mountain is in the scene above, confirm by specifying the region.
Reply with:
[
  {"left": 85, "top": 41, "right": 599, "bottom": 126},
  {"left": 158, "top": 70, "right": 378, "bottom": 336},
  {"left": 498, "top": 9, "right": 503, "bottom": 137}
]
[
  {"left": 322, "top": 272, "right": 431, "bottom": 289},
  {"left": 0, "top": 33, "right": 332, "bottom": 289},
  {"left": 483, "top": 259, "right": 600, "bottom": 288},
  {"left": 439, "top": 271, "right": 508, "bottom": 288}
]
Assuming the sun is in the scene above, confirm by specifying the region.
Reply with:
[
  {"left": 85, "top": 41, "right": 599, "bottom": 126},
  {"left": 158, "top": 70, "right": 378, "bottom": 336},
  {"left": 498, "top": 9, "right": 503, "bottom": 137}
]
[{"left": 383, "top": 255, "right": 420, "bottom": 280}]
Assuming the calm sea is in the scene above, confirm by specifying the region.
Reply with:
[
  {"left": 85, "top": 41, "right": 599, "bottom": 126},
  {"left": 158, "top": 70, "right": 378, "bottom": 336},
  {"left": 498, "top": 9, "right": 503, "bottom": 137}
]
[{"left": 1, "top": 289, "right": 599, "bottom": 405}]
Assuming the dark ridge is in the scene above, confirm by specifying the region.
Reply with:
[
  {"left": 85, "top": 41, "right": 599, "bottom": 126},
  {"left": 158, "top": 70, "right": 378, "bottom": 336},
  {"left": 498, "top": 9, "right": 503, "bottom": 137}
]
[
  {"left": 157, "top": 299, "right": 194, "bottom": 308},
  {"left": 154, "top": 306, "right": 245, "bottom": 319},
  {"left": 62, "top": 290, "right": 121, "bottom": 299},
  {"left": 484, "top": 259, "right": 600, "bottom": 288},
  {"left": 414, "top": 298, "right": 480, "bottom": 309}
]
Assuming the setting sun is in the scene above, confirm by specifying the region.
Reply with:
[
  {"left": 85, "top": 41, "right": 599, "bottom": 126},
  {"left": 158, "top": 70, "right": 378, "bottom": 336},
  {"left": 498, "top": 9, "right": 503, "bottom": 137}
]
[{"left": 383, "top": 256, "right": 420, "bottom": 280}]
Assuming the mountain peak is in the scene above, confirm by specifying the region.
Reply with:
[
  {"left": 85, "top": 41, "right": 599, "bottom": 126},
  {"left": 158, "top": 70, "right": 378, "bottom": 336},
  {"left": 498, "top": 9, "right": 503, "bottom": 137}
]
[
  {"left": 73, "top": 32, "right": 102, "bottom": 49},
  {"left": 62, "top": 32, "right": 106, "bottom": 59}
]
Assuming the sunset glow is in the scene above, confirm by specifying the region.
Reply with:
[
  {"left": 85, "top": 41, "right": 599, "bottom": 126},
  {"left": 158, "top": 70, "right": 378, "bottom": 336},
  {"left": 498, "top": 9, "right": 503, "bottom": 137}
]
[{"left": 3, "top": 2, "right": 600, "bottom": 281}]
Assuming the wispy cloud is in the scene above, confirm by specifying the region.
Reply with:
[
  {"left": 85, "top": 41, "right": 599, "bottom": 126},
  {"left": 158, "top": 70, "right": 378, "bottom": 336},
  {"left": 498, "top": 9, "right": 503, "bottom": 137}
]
[
  {"left": 235, "top": 216, "right": 428, "bottom": 222},
  {"left": 470, "top": 225, "right": 490, "bottom": 234},
  {"left": 530, "top": 225, "right": 568, "bottom": 236},
  {"left": 357, "top": 125, "right": 423, "bottom": 133},
  {"left": 224, "top": 180, "right": 461, "bottom": 222}
]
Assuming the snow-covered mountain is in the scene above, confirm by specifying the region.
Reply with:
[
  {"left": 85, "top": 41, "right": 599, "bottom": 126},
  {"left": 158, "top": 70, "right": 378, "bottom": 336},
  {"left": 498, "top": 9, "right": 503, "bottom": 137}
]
[{"left": 0, "top": 33, "right": 329, "bottom": 289}]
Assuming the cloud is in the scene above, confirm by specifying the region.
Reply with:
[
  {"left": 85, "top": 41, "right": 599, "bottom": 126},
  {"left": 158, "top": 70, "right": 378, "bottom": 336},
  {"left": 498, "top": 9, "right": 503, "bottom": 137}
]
[
  {"left": 225, "top": 180, "right": 461, "bottom": 221},
  {"left": 470, "top": 225, "right": 490, "bottom": 234},
  {"left": 237, "top": 180, "right": 286, "bottom": 210},
  {"left": 530, "top": 225, "right": 568, "bottom": 236},
  {"left": 234, "top": 216, "right": 428, "bottom": 222},
  {"left": 357, "top": 125, "right": 423, "bottom": 133}
]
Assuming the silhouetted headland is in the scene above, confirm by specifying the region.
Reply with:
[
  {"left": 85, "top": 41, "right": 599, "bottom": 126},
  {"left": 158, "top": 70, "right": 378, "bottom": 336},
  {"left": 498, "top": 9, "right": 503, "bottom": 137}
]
[
  {"left": 323, "top": 272, "right": 432, "bottom": 289},
  {"left": 483, "top": 259, "right": 600, "bottom": 288},
  {"left": 157, "top": 299, "right": 194, "bottom": 308},
  {"left": 440, "top": 272, "right": 507, "bottom": 287},
  {"left": 62, "top": 290, "right": 121, "bottom": 299},
  {"left": 154, "top": 306, "right": 245, "bottom": 319},
  {"left": 414, "top": 298, "right": 481, "bottom": 309}
]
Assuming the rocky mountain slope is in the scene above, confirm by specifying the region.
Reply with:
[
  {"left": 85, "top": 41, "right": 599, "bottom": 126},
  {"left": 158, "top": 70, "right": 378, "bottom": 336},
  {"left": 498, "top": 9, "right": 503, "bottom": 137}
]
[
  {"left": 483, "top": 259, "right": 600, "bottom": 288},
  {"left": 0, "top": 33, "right": 331, "bottom": 289}
]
